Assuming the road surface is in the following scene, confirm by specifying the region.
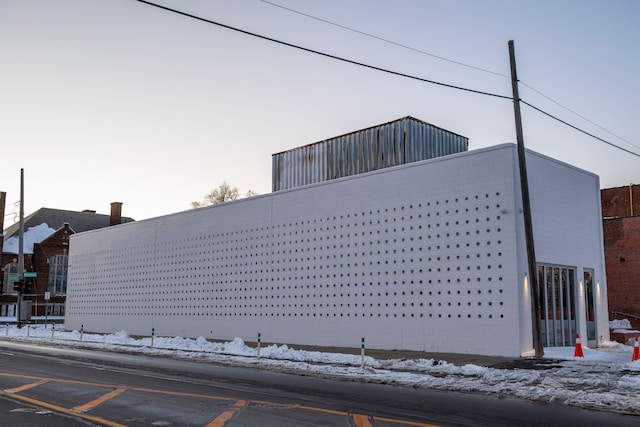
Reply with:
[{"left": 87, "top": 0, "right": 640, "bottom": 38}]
[{"left": 0, "top": 340, "right": 637, "bottom": 426}]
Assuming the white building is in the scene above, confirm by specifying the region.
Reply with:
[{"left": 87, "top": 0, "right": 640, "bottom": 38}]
[{"left": 64, "top": 143, "right": 609, "bottom": 357}]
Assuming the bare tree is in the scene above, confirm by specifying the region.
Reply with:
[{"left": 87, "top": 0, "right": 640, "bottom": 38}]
[{"left": 192, "top": 182, "right": 257, "bottom": 208}]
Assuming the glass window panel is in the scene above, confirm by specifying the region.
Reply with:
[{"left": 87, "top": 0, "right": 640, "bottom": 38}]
[{"left": 537, "top": 263, "right": 578, "bottom": 348}]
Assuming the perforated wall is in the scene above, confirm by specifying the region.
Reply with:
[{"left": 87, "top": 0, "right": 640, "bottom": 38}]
[{"left": 65, "top": 144, "right": 608, "bottom": 357}]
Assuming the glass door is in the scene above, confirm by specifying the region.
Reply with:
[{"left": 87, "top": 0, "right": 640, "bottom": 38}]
[{"left": 538, "top": 264, "right": 577, "bottom": 347}]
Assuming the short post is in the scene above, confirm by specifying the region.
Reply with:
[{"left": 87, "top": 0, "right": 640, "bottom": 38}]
[
  {"left": 360, "top": 337, "right": 365, "bottom": 369},
  {"left": 44, "top": 291, "right": 50, "bottom": 327},
  {"left": 5, "top": 323, "right": 8, "bottom": 336},
  {"left": 51, "top": 323, "right": 55, "bottom": 339},
  {"left": 257, "top": 332, "right": 261, "bottom": 360},
  {"left": 151, "top": 327, "right": 155, "bottom": 348},
  {"left": 27, "top": 325, "right": 30, "bottom": 337},
  {"left": 80, "top": 324, "right": 84, "bottom": 341}
]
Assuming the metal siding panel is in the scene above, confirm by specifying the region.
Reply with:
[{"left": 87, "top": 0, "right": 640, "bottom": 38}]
[
  {"left": 272, "top": 156, "right": 278, "bottom": 191},
  {"left": 271, "top": 117, "right": 469, "bottom": 190}
]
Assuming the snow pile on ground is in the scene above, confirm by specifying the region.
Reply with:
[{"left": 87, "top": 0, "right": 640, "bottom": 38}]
[
  {"left": 1, "top": 324, "right": 639, "bottom": 416},
  {"left": 610, "top": 318, "right": 633, "bottom": 329},
  {"left": 2, "top": 223, "right": 56, "bottom": 254}
]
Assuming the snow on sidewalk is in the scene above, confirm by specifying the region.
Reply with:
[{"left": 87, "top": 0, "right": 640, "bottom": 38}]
[{"left": 1, "top": 324, "right": 639, "bottom": 416}]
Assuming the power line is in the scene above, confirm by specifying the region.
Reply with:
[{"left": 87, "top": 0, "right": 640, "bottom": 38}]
[
  {"left": 521, "top": 100, "right": 640, "bottom": 158},
  {"left": 133, "top": 0, "right": 510, "bottom": 100},
  {"left": 520, "top": 81, "right": 640, "bottom": 150},
  {"left": 260, "top": 0, "right": 637, "bottom": 153},
  {"left": 259, "top": 0, "right": 510, "bottom": 79},
  {"left": 133, "top": 1, "right": 639, "bottom": 158}
]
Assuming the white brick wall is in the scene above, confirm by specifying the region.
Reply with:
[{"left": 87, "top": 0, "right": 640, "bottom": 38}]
[{"left": 65, "top": 144, "right": 607, "bottom": 357}]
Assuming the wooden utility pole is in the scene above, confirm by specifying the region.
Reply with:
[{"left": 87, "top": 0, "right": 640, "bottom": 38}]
[
  {"left": 17, "top": 169, "right": 25, "bottom": 326},
  {"left": 508, "top": 40, "right": 544, "bottom": 358},
  {"left": 0, "top": 191, "right": 5, "bottom": 249}
]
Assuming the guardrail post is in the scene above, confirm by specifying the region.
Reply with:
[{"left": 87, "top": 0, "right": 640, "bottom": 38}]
[
  {"left": 360, "top": 337, "right": 365, "bottom": 369},
  {"left": 151, "top": 327, "right": 155, "bottom": 348},
  {"left": 80, "top": 324, "right": 84, "bottom": 341}
]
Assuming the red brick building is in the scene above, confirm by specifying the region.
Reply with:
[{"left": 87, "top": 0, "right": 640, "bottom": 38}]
[
  {"left": 1, "top": 201, "right": 133, "bottom": 318},
  {"left": 602, "top": 184, "right": 640, "bottom": 325}
]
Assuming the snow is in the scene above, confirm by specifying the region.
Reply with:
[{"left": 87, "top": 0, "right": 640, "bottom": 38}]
[
  {"left": 2, "top": 223, "right": 56, "bottom": 254},
  {"left": 610, "top": 318, "right": 633, "bottom": 329},
  {"left": 1, "top": 323, "right": 639, "bottom": 416}
]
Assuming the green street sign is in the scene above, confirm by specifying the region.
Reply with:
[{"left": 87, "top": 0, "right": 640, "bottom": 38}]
[
  {"left": 9, "top": 275, "right": 19, "bottom": 281},
  {"left": 24, "top": 272, "right": 37, "bottom": 278}
]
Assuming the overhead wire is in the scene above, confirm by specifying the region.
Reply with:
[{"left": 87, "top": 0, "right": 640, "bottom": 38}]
[
  {"left": 259, "top": 0, "right": 510, "bottom": 79},
  {"left": 519, "top": 81, "right": 640, "bottom": 150},
  {"left": 521, "top": 100, "right": 640, "bottom": 157},
  {"left": 133, "top": 0, "right": 639, "bottom": 158},
  {"left": 133, "top": 0, "right": 510, "bottom": 100},
  {"left": 260, "top": 0, "right": 639, "bottom": 153}
]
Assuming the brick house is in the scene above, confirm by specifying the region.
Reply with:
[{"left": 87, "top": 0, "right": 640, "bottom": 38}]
[
  {"left": 1, "top": 201, "right": 133, "bottom": 318},
  {"left": 601, "top": 184, "right": 640, "bottom": 325}
]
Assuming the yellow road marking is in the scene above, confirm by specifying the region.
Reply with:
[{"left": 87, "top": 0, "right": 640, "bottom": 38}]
[
  {"left": 207, "top": 399, "right": 247, "bottom": 427},
  {"left": 253, "top": 401, "right": 444, "bottom": 427},
  {"left": 0, "top": 371, "right": 234, "bottom": 402},
  {"left": 5, "top": 379, "right": 49, "bottom": 393},
  {"left": 0, "top": 371, "right": 444, "bottom": 427},
  {"left": 72, "top": 387, "right": 127, "bottom": 414},
  {"left": 372, "top": 416, "right": 444, "bottom": 427},
  {"left": 3, "top": 392, "right": 127, "bottom": 427},
  {"left": 352, "top": 413, "right": 374, "bottom": 427}
]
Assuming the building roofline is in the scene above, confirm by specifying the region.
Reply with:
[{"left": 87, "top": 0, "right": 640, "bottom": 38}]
[{"left": 271, "top": 116, "right": 468, "bottom": 156}]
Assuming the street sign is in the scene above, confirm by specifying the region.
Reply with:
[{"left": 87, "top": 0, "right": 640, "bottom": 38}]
[
  {"left": 45, "top": 292, "right": 51, "bottom": 301},
  {"left": 24, "top": 272, "right": 37, "bottom": 278},
  {"left": 9, "top": 275, "right": 19, "bottom": 281}
]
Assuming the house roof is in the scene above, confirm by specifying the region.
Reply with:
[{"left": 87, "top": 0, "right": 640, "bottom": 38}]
[{"left": 3, "top": 207, "right": 134, "bottom": 241}]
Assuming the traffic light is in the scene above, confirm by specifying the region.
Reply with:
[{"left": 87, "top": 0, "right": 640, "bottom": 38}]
[
  {"left": 13, "top": 280, "right": 23, "bottom": 293},
  {"left": 23, "top": 280, "right": 32, "bottom": 294}
]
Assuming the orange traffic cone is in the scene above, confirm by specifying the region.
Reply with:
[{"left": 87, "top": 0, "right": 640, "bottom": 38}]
[
  {"left": 632, "top": 337, "right": 639, "bottom": 362},
  {"left": 574, "top": 334, "right": 584, "bottom": 358}
]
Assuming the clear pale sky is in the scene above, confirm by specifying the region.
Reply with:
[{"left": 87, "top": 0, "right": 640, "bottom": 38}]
[{"left": 1, "top": 0, "right": 638, "bottom": 223}]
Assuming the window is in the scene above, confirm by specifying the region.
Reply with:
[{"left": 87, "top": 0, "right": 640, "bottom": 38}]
[
  {"left": 48, "top": 253, "right": 68, "bottom": 296},
  {"left": 537, "top": 264, "right": 577, "bottom": 347},
  {"left": 584, "top": 269, "right": 596, "bottom": 340},
  {"left": 2, "top": 262, "right": 18, "bottom": 294}
]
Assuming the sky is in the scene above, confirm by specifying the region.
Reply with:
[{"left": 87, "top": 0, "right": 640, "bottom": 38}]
[
  {"left": 1, "top": 0, "right": 639, "bottom": 223},
  {"left": 2, "top": 322, "right": 640, "bottom": 416}
]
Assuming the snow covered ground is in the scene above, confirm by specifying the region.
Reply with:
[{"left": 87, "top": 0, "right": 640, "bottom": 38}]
[{"left": 1, "top": 322, "right": 639, "bottom": 417}]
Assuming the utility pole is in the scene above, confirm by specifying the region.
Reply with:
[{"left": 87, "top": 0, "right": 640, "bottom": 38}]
[
  {"left": 508, "top": 40, "right": 544, "bottom": 358},
  {"left": 17, "top": 169, "right": 25, "bottom": 327}
]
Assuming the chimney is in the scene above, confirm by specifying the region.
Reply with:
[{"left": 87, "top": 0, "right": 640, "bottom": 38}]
[{"left": 110, "top": 202, "right": 123, "bottom": 226}]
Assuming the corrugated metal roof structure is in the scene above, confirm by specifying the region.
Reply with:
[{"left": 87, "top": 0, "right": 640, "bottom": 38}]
[{"left": 272, "top": 116, "right": 469, "bottom": 191}]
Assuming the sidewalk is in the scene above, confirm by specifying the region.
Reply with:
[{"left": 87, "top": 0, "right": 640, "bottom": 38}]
[{"left": 251, "top": 342, "right": 526, "bottom": 368}]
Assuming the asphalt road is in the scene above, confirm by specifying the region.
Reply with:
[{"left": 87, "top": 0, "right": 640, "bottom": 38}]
[{"left": 0, "top": 340, "right": 637, "bottom": 427}]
